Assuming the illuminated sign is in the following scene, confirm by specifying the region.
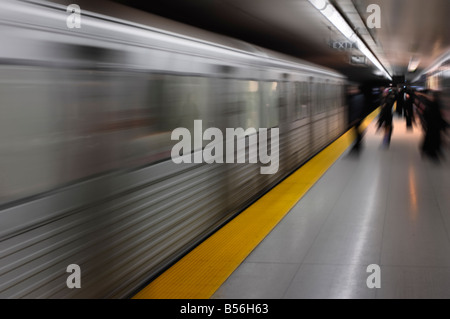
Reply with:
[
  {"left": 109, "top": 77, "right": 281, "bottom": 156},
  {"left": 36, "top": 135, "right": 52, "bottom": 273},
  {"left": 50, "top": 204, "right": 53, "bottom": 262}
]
[{"left": 329, "top": 41, "right": 358, "bottom": 50}]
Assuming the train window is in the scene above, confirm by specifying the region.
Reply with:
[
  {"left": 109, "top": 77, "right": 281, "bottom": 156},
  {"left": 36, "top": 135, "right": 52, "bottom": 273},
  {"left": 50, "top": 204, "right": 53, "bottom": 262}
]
[
  {"left": 294, "top": 82, "right": 309, "bottom": 120},
  {"left": 294, "top": 82, "right": 302, "bottom": 120},
  {"left": 324, "top": 83, "right": 330, "bottom": 111},
  {"left": 328, "top": 84, "right": 334, "bottom": 110},
  {"left": 319, "top": 83, "right": 325, "bottom": 114},
  {"left": 302, "top": 82, "right": 310, "bottom": 118},
  {"left": 313, "top": 82, "right": 324, "bottom": 115},
  {"left": 336, "top": 84, "right": 341, "bottom": 108},
  {"left": 260, "top": 81, "right": 279, "bottom": 128},
  {"left": 335, "top": 84, "right": 341, "bottom": 109},
  {"left": 322, "top": 83, "right": 328, "bottom": 112},
  {"left": 331, "top": 84, "right": 336, "bottom": 110},
  {"left": 245, "top": 80, "right": 261, "bottom": 129},
  {"left": 226, "top": 80, "right": 261, "bottom": 129},
  {"left": 323, "top": 83, "right": 330, "bottom": 112},
  {"left": 336, "top": 84, "right": 342, "bottom": 108},
  {"left": 0, "top": 66, "right": 64, "bottom": 205},
  {"left": 326, "top": 83, "right": 333, "bottom": 111},
  {"left": 339, "top": 85, "right": 344, "bottom": 107},
  {"left": 312, "top": 83, "right": 317, "bottom": 115},
  {"left": 332, "top": 84, "right": 338, "bottom": 109},
  {"left": 160, "top": 75, "right": 210, "bottom": 135}
]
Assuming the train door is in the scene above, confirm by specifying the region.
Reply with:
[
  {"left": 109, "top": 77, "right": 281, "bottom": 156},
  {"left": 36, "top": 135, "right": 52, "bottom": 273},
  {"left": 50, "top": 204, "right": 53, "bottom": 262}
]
[
  {"left": 293, "top": 77, "right": 313, "bottom": 167},
  {"left": 277, "top": 76, "right": 291, "bottom": 176},
  {"left": 217, "top": 65, "right": 271, "bottom": 217}
]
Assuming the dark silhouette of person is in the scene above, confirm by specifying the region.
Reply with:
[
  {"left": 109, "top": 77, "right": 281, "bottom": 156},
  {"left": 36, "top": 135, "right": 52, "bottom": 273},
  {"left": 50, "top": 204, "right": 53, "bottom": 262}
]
[
  {"left": 417, "top": 90, "right": 446, "bottom": 160},
  {"left": 404, "top": 88, "right": 415, "bottom": 130},
  {"left": 396, "top": 87, "right": 405, "bottom": 117},
  {"left": 348, "top": 86, "right": 366, "bottom": 153},
  {"left": 377, "top": 89, "right": 395, "bottom": 147}
]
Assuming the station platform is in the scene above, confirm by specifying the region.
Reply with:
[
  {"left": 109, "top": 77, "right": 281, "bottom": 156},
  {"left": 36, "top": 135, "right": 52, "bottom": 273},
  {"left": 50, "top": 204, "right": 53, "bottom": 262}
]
[{"left": 134, "top": 111, "right": 450, "bottom": 299}]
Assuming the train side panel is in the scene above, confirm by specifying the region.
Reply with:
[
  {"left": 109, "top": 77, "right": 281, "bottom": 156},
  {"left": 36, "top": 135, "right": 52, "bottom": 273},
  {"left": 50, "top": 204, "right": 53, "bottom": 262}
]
[{"left": 0, "top": 0, "right": 347, "bottom": 298}]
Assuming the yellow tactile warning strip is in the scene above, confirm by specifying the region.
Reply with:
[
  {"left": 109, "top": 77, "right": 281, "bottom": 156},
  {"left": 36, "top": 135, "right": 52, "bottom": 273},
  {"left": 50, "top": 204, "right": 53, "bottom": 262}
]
[{"left": 133, "top": 109, "right": 380, "bottom": 299}]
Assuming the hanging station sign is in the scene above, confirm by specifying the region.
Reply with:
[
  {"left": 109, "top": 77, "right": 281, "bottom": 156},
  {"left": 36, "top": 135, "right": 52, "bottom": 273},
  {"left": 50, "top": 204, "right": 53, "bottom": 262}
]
[{"left": 329, "top": 41, "right": 358, "bottom": 50}]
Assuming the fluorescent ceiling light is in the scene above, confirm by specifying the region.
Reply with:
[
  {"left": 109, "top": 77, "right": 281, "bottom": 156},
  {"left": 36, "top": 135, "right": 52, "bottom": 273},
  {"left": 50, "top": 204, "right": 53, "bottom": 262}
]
[
  {"left": 309, "top": 0, "right": 327, "bottom": 10},
  {"left": 408, "top": 57, "right": 421, "bottom": 73},
  {"left": 308, "top": 0, "right": 392, "bottom": 80},
  {"left": 322, "top": 4, "right": 355, "bottom": 40}
]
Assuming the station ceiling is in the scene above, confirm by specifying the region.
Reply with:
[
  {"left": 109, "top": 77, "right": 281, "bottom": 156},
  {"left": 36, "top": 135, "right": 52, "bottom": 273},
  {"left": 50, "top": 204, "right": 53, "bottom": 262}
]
[
  {"left": 113, "top": 0, "right": 450, "bottom": 85},
  {"left": 50, "top": 0, "right": 450, "bottom": 85}
]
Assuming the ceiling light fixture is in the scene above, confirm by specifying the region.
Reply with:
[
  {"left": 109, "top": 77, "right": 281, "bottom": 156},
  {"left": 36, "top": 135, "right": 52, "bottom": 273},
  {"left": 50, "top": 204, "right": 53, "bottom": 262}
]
[{"left": 407, "top": 57, "right": 421, "bottom": 73}]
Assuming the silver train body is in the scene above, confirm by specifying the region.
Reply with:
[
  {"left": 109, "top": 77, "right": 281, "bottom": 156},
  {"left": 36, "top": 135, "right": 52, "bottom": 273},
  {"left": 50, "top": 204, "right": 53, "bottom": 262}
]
[{"left": 0, "top": 0, "right": 347, "bottom": 298}]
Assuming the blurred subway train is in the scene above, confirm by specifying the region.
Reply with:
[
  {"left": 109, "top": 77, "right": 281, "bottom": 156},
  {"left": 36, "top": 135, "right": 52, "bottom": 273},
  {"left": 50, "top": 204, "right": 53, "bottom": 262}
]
[{"left": 0, "top": 0, "right": 348, "bottom": 298}]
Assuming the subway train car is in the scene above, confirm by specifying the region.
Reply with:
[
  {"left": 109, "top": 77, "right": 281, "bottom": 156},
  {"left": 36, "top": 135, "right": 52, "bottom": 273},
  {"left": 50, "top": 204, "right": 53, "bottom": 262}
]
[{"left": 0, "top": 0, "right": 347, "bottom": 298}]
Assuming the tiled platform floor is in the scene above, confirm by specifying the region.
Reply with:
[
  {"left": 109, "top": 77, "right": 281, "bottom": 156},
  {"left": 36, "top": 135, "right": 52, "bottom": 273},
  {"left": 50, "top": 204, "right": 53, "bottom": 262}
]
[{"left": 212, "top": 116, "right": 450, "bottom": 299}]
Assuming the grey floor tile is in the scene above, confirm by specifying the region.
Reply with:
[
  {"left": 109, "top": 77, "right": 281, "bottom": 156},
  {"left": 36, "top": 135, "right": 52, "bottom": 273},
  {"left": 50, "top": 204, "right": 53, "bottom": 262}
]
[
  {"left": 435, "top": 189, "right": 450, "bottom": 216},
  {"left": 283, "top": 264, "right": 376, "bottom": 299},
  {"left": 381, "top": 233, "right": 450, "bottom": 267},
  {"left": 376, "top": 266, "right": 450, "bottom": 299},
  {"left": 302, "top": 194, "right": 386, "bottom": 266},
  {"left": 246, "top": 194, "right": 335, "bottom": 264},
  {"left": 245, "top": 221, "right": 320, "bottom": 264},
  {"left": 211, "top": 262, "right": 299, "bottom": 299},
  {"left": 381, "top": 198, "right": 450, "bottom": 267},
  {"left": 302, "top": 222, "right": 383, "bottom": 266}
]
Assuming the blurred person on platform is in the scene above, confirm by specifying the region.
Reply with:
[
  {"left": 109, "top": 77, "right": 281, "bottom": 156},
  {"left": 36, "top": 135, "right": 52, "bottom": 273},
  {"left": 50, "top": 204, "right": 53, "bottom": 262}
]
[
  {"left": 377, "top": 89, "right": 396, "bottom": 148},
  {"left": 396, "top": 87, "right": 405, "bottom": 117},
  {"left": 416, "top": 90, "right": 446, "bottom": 160},
  {"left": 348, "top": 86, "right": 366, "bottom": 153},
  {"left": 404, "top": 87, "right": 416, "bottom": 130}
]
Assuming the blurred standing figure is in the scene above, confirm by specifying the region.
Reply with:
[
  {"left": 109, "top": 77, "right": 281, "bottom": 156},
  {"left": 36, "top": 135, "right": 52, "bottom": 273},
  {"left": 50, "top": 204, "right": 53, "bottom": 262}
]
[
  {"left": 348, "top": 86, "right": 366, "bottom": 152},
  {"left": 396, "top": 87, "right": 405, "bottom": 117},
  {"left": 417, "top": 90, "right": 446, "bottom": 160},
  {"left": 377, "top": 89, "right": 395, "bottom": 147},
  {"left": 404, "top": 88, "right": 415, "bottom": 130}
]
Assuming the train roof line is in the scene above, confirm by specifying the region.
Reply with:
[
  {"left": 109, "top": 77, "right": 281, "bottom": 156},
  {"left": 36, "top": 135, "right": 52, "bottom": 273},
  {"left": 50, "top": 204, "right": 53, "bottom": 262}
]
[{"left": 20, "top": 0, "right": 345, "bottom": 78}]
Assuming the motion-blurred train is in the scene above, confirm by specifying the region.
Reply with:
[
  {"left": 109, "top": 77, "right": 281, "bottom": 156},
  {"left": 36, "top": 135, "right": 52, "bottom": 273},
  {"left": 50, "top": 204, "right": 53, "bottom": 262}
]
[{"left": 0, "top": 0, "right": 347, "bottom": 298}]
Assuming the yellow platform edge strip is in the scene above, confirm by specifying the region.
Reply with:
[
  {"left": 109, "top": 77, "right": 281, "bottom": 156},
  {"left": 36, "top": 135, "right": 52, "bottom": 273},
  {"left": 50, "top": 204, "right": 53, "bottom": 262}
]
[{"left": 133, "top": 109, "right": 379, "bottom": 299}]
